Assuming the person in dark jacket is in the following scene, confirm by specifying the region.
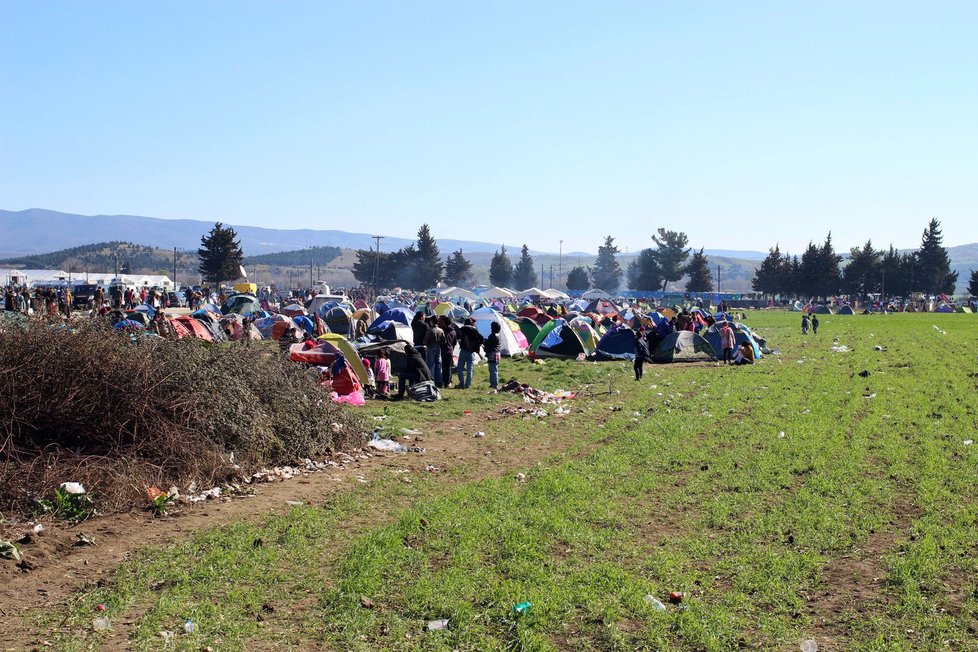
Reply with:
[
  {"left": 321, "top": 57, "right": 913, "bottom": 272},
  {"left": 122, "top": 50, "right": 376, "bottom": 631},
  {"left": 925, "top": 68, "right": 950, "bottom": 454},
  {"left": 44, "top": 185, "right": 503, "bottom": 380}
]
[
  {"left": 395, "top": 344, "right": 432, "bottom": 399},
  {"left": 455, "top": 318, "right": 483, "bottom": 389},
  {"left": 438, "top": 316, "right": 457, "bottom": 388},
  {"left": 411, "top": 311, "right": 430, "bottom": 347},
  {"left": 483, "top": 321, "right": 502, "bottom": 390},
  {"left": 634, "top": 330, "right": 650, "bottom": 380}
]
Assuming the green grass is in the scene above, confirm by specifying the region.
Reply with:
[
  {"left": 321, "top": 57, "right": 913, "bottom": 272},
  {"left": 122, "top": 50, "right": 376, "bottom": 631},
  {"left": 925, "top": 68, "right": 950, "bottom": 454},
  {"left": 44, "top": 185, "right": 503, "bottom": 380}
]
[{"left": 34, "top": 312, "right": 978, "bottom": 651}]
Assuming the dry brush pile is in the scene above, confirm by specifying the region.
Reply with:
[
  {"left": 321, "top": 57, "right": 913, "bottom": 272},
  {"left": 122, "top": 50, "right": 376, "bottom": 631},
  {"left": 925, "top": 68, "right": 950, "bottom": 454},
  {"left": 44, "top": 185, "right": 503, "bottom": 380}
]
[{"left": 0, "top": 319, "right": 367, "bottom": 518}]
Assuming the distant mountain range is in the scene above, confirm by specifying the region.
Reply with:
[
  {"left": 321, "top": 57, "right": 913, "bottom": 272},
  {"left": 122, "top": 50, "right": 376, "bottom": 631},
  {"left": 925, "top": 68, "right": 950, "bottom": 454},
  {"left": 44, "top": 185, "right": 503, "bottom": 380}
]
[{"left": 0, "top": 208, "right": 769, "bottom": 260}]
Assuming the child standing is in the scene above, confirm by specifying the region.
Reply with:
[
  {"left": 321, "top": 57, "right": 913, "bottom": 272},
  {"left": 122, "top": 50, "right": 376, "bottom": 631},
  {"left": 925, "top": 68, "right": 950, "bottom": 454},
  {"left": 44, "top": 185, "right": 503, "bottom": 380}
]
[
  {"left": 634, "top": 329, "right": 650, "bottom": 380},
  {"left": 374, "top": 348, "right": 391, "bottom": 397}
]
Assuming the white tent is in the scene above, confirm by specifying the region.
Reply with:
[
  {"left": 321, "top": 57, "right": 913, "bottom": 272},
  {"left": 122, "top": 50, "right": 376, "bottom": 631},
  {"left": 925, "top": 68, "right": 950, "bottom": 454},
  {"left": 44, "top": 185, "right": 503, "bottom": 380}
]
[
  {"left": 543, "top": 289, "right": 569, "bottom": 300},
  {"left": 438, "top": 286, "right": 477, "bottom": 300},
  {"left": 582, "top": 289, "right": 612, "bottom": 299},
  {"left": 470, "top": 307, "right": 526, "bottom": 357},
  {"left": 480, "top": 286, "right": 516, "bottom": 300},
  {"left": 516, "top": 287, "right": 547, "bottom": 299}
]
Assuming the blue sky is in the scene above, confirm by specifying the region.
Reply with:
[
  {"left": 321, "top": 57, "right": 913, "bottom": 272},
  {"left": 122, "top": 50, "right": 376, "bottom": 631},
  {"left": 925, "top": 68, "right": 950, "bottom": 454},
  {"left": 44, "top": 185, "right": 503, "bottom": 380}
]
[{"left": 2, "top": 1, "right": 976, "bottom": 255}]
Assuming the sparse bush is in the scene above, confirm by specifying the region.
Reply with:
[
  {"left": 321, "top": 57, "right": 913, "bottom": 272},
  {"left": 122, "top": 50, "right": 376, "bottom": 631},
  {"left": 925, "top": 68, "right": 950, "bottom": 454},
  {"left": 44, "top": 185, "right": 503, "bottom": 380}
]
[{"left": 0, "top": 319, "right": 366, "bottom": 517}]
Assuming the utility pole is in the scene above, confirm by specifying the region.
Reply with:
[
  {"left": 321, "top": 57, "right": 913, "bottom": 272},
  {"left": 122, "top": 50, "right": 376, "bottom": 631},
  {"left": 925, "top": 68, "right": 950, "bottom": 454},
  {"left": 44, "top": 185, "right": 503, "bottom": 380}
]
[
  {"left": 549, "top": 265, "right": 553, "bottom": 289},
  {"left": 173, "top": 247, "right": 178, "bottom": 289},
  {"left": 559, "top": 240, "right": 563, "bottom": 288},
  {"left": 372, "top": 235, "right": 384, "bottom": 296},
  {"left": 717, "top": 265, "right": 721, "bottom": 294},
  {"left": 309, "top": 257, "right": 313, "bottom": 290}
]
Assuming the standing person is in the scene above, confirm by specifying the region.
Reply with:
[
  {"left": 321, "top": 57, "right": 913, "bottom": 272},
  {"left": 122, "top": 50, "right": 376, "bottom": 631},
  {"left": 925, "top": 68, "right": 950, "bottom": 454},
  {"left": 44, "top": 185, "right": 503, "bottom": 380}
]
[
  {"left": 411, "top": 311, "right": 430, "bottom": 347},
  {"left": 374, "top": 349, "right": 391, "bottom": 397},
  {"left": 719, "top": 320, "right": 737, "bottom": 364},
  {"left": 483, "top": 322, "right": 502, "bottom": 390},
  {"left": 425, "top": 316, "right": 445, "bottom": 387},
  {"left": 394, "top": 344, "right": 432, "bottom": 400},
  {"left": 634, "top": 330, "right": 650, "bottom": 380},
  {"left": 438, "top": 316, "right": 456, "bottom": 389},
  {"left": 811, "top": 313, "right": 819, "bottom": 335},
  {"left": 456, "top": 318, "right": 483, "bottom": 389},
  {"left": 801, "top": 313, "right": 810, "bottom": 335}
]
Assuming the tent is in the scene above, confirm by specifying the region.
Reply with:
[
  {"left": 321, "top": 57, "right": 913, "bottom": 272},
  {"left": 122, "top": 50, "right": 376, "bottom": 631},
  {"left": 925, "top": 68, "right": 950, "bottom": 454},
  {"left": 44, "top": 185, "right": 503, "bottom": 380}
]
[
  {"left": 519, "top": 316, "right": 541, "bottom": 343},
  {"left": 810, "top": 304, "right": 833, "bottom": 314},
  {"left": 318, "top": 333, "right": 370, "bottom": 386},
  {"left": 368, "top": 320, "right": 414, "bottom": 342},
  {"left": 471, "top": 307, "right": 527, "bottom": 356},
  {"left": 433, "top": 303, "right": 470, "bottom": 322},
  {"left": 568, "top": 316, "right": 600, "bottom": 353},
  {"left": 367, "top": 307, "right": 414, "bottom": 332},
  {"left": 480, "top": 287, "right": 516, "bottom": 300},
  {"left": 592, "top": 324, "right": 638, "bottom": 361},
  {"left": 837, "top": 305, "right": 855, "bottom": 315},
  {"left": 323, "top": 305, "right": 353, "bottom": 336},
  {"left": 581, "top": 289, "right": 611, "bottom": 299},
  {"left": 293, "top": 315, "right": 316, "bottom": 335},
  {"left": 280, "top": 303, "right": 307, "bottom": 318},
  {"left": 957, "top": 306, "right": 972, "bottom": 313},
  {"left": 516, "top": 287, "right": 548, "bottom": 299},
  {"left": 254, "top": 314, "right": 303, "bottom": 340},
  {"left": 170, "top": 316, "right": 213, "bottom": 340},
  {"left": 584, "top": 298, "right": 622, "bottom": 316},
  {"left": 652, "top": 331, "right": 716, "bottom": 363},
  {"left": 790, "top": 301, "right": 803, "bottom": 312},
  {"left": 221, "top": 294, "right": 262, "bottom": 316},
  {"left": 543, "top": 289, "right": 569, "bottom": 300},
  {"left": 517, "top": 305, "right": 552, "bottom": 325},
  {"left": 437, "top": 286, "right": 477, "bottom": 300},
  {"left": 530, "top": 319, "right": 588, "bottom": 359},
  {"left": 704, "top": 323, "right": 762, "bottom": 360},
  {"left": 935, "top": 303, "right": 955, "bottom": 313},
  {"left": 357, "top": 339, "right": 412, "bottom": 376}
]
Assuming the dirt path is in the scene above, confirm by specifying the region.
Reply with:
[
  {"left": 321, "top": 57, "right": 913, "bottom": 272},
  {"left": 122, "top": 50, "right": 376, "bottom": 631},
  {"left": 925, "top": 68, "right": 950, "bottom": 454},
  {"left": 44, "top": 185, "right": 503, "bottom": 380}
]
[{"left": 0, "top": 395, "right": 615, "bottom": 648}]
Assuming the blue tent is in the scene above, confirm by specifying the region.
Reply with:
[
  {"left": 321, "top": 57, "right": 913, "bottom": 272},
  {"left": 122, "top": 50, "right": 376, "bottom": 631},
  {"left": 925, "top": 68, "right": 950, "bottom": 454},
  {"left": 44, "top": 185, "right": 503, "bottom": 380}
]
[
  {"left": 704, "top": 323, "right": 762, "bottom": 359},
  {"left": 293, "top": 315, "right": 316, "bottom": 335},
  {"left": 367, "top": 307, "right": 414, "bottom": 332},
  {"left": 592, "top": 325, "right": 636, "bottom": 361}
]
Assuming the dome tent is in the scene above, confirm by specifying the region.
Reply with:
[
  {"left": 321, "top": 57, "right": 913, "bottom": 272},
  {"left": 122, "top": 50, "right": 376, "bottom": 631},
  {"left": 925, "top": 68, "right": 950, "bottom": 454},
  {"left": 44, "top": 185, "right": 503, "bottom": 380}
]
[{"left": 651, "top": 331, "right": 716, "bottom": 363}]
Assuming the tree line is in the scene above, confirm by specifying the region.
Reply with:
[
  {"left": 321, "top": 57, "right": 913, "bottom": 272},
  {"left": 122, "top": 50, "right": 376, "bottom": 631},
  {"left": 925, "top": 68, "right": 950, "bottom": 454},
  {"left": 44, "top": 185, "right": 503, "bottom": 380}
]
[{"left": 752, "top": 219, "right": 959, "bottom": 298}]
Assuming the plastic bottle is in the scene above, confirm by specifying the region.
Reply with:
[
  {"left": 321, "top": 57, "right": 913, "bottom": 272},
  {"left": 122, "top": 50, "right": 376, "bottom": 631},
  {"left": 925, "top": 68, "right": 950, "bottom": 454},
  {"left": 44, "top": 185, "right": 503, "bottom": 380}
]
[
  {"left": 800, "top": 640, "right": 818, "bottom": 652},
  {"left": 644, "top": 595, "right": 666, "bottom": 611},
  {"left": 92, "top": 616, "right": 111, "bottom": 631},
  {"left": 184, "top": 619, "right": 197, "bottom": 634}
]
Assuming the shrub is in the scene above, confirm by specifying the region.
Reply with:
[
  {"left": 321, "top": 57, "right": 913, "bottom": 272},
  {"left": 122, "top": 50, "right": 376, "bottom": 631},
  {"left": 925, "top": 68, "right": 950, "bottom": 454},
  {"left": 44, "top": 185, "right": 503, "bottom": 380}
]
[{"left": 0, "top": 319, "right": 366, "bottom": 517}]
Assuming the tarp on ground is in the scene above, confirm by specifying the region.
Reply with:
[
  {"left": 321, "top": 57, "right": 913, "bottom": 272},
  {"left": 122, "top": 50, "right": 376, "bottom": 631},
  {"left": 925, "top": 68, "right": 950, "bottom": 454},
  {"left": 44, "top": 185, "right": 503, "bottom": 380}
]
[{"left": 651, "top": 331, "right": 716, "bottom": 363}]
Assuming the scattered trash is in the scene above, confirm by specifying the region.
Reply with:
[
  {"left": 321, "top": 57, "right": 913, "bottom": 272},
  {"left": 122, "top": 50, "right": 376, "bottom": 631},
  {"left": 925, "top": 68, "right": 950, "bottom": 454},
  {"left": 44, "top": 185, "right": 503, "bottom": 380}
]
[
  {"left": 863, "top": 393, "right": 876, "bottom": 399},
  {"left": 830, "top": 345, "right": 849, "bottom": 353},
  {"left": 964, "top": 440, "right": 974, "bottom": 446},
  {"left": 285, "top": 500, "right": 303, "bottom": 506},
  {"left": 158, "top": 630, "right": 174, "bottom": 642},
  {"left": 427, "top": 618, "right": 449, "bottom": 631},
  {"left": 778, "top": 431, "right": 786, "bottom": 439},
  {"left": 399, "top": 428, "right": 423, "bottom": 436},
  {"left": 183, "top": 619, "right": 197, "bottom": 634},
  {"left": 367, "top": 435, "right": 408, "bottom": 453},
  {"left": 463, "top": 410, "right": 472, "bottom": 415},
  {"left": 474, "top": 431, "right": 486, "bottom": 438},
  {"left": 800, "top": 640, "right": 818, "bottom": 652},
  {"left": 32, "top": 523, "right": 45, "bottom": 535},
  {"left": 92, "top": 616, "right": 111, "bottom": 631},
  {"left": 360, "top": 596, "right": 375, "bottom": 609},
  {"left": 644, "top": 595, "right": 666, "bottom": 611},
  {"left": 96, "top": 603, "right": 107, "bottom": 612},
  {"left": 60, "top": 482, "right": 87, "bottom": 495},
  {"left": 669, "top": 591, "right": 685, "bottom": 604},
  {"left": 858, "top": 370, "right": 871, "bottom": 378},
  {"left": 515, "top": 473, "right": 527, "bottom": 483},
  {"left": 874, "top": 345, "right": 885, "bottom": 351},
  {"left": 73, "top": 533, "right": 96, "bottom": 547},
  {"left": 0, "top": 540, "right": 21, "bottom": 562},
  {"left": 513, "top": 601, "right": 532, "bottom": 614}
]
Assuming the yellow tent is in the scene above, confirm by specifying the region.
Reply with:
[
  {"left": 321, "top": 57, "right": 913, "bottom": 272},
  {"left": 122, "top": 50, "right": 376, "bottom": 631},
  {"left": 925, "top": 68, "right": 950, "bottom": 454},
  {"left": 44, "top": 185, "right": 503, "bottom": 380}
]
[
  {"left": 317, "top": 333, "right": 369, "bottom": 386},
  {"left": 233, "top": 282, "right": 258, "bottom": 295}
]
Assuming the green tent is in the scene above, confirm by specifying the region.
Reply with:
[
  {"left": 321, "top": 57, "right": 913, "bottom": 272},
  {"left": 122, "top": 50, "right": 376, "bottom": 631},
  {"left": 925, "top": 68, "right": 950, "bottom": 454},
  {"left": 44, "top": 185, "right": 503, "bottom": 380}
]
[{"left": 652, "top": 331, "right": 716, "bottom": 363}]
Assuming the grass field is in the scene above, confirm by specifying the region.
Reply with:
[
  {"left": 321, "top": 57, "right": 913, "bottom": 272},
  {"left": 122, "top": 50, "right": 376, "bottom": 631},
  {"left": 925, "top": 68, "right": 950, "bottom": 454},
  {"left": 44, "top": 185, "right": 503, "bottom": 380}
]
[{"left": 25, "top": 312, "right": 978, "bottom": 651}]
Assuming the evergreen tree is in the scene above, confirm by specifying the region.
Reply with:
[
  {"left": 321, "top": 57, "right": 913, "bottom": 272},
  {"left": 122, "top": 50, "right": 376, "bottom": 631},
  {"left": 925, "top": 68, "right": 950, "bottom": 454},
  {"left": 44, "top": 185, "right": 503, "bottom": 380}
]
[
  {"left": 650, "top": 228, "right": 690, "bottom": 291},
  {"left": 512, "top": 244, "right": 538, "bottom": 289},
  {"left": 489, "top": 246, "right": 513, "bottom": 287},
  {"left": 841, "top": 240, "right": 881, "bottom": 297},
  {"left": 915, "top": 218, "right": 958, "bottom": 294},
  {"left": 198, "top": 222, "right": 244, "bottom": 288},
  {"left": 786, "top": 255, "right": 802, "bottom": 297},
  {"left": 685, "top": 248, "right": 713, "bottom": 292},
  {"left": 412, "top": 224, "right": 443, "bottom": 289},
  {"left": 968, "top": 270, "right": 978, "bottom": 298},
  {"left": 591, "top": 236, "right": 623, "bottom": 291},
  {"left": 813, "top": 232, "right": 842, "bottom": 298},
  {"left": 390, "top": 245, "right": 418, "bottom": 288},
  {"left": 626, "top": 249, "right": 663, "bottom": 292},
  {"left": 351, "top": 249, "right": 378, "bottom": 285},
  {"left": 752, "top": 245, "right": 785, "bottom": 296},
  {"left": 443, "top": 249, "right": 473, "bottom": 286},
  {"left": 566, "top": 266, "right": 590, "bottom": 291},
  {"left": 798, "top": 241, "right": 821, "bottom": 298},
  {"left": 880, "top": 246, "right": 913, "bottom": 298}
]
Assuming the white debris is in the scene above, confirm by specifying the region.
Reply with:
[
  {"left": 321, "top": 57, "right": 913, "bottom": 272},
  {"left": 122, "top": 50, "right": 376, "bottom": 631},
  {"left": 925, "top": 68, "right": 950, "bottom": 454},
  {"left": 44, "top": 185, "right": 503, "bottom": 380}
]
[{"left": 60, "top": 482, "right": 86, "bottom": 495}]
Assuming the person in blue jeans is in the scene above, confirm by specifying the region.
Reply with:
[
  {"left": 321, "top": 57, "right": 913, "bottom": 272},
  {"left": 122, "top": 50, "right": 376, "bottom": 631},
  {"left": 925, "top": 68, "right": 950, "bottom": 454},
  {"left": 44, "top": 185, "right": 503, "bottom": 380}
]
[
  {"left": 483, "top": 321, "right": 502, "bottom": 390},
  {"left": 455, "top": 318, "right": 483, "bottom": 389}
]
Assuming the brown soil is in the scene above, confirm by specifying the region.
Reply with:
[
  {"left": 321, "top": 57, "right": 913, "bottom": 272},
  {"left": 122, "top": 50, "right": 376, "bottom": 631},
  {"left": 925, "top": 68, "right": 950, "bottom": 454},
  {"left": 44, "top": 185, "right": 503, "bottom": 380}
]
[{"left": 0, "top": 393, "right": 618, "bottom": 649}]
